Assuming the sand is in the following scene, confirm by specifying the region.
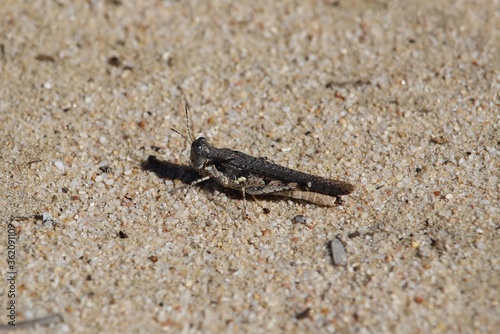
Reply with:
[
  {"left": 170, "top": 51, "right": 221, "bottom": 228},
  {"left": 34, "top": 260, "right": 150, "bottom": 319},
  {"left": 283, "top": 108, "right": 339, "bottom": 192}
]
[{"left": 0, "top": 1, "right": 498, "bottom": 333}]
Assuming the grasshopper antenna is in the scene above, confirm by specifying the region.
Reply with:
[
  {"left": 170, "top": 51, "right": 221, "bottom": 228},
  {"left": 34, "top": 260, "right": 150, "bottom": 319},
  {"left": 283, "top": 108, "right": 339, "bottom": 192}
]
[
  {"left": 170, "top": 103, "right": 196, "bottom": 146},
  {"left": 170, "top": 127, "right": 191, "bottom": 145},
  {"left": 183, "top": 104, "right": 195, "bottom": 142}
]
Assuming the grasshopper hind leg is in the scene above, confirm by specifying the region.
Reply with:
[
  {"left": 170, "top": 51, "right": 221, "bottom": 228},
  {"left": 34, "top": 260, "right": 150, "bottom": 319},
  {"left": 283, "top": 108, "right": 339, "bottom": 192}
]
[{"left": 241, "top": 187, "right": 249, "bottom": 219}]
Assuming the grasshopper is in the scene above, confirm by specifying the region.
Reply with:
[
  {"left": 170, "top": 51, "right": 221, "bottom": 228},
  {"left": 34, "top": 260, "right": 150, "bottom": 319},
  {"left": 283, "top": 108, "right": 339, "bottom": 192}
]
[{"left": 172, "top": 106, "right": 354, "bottom": 213}]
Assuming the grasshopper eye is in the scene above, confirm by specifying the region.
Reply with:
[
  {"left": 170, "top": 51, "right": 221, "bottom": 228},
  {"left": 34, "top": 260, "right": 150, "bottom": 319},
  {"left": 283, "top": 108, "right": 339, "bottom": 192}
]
[
  {"left": 191, "top": 137, "right": 210, "bottom": 169},
  {"left": 192, "top": 139, "right": 202, "bottom": 152},
  {"left": 192, "top": 138, "right": 210, "bottom": 155}
]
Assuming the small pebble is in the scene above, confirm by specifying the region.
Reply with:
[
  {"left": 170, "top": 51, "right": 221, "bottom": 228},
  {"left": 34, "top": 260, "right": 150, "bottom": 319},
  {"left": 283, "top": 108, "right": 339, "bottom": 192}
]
[
  {"left": 54, "top": 160, "right": 64, "bottom": 170},
  {"left": 292, "top": 215, "right": 307, "bottom": 224},
  {"left": 42, "top": 212, "right": 55, "bottom": 226},
  {"left": 295, "top": 307, "right": 312, "bottom": 320},
  {"left": 331, "top": 237, "right": 347, "bottom": 266},
  {"left": 118, "top": 231, "right": 129, "bottom": 239}
]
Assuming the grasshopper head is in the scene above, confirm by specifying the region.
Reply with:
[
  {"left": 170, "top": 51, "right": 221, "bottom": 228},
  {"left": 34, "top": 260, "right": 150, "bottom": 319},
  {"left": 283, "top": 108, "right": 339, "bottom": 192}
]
[{"left": 190, "top": 137, "right": 212, "bottom": 171}]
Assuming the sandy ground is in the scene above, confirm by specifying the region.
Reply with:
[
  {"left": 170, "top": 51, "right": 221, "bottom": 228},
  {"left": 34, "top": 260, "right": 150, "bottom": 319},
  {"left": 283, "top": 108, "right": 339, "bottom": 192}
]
[{"left": 0, "top": 0, "right": 498, "bottom": 333}]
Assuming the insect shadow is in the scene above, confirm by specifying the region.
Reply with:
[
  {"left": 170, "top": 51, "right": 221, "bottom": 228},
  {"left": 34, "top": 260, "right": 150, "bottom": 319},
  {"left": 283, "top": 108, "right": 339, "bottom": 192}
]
[{"left": 141, "top": 155, "right": 244, "bottom": 201}]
